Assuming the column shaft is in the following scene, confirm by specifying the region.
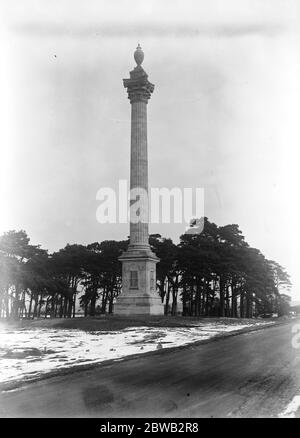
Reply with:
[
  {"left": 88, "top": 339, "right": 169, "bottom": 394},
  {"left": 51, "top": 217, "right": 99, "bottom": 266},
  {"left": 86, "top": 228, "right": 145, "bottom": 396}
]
[{"left": 129, "top": 100, "right": 149, "bottom": 247}]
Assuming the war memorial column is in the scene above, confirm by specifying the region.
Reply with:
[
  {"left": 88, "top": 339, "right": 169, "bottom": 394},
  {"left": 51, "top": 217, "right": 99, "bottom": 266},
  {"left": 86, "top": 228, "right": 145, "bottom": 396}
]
[{"left": 114, "top": 45, "right": 164, "bottom": 316}]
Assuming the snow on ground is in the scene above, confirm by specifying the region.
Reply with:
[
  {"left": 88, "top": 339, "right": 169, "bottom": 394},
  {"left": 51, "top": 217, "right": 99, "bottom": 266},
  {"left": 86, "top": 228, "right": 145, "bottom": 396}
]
[
  {"left": 278, "top": 394, "right": 300, "bottom": 418},
  {"left": 0, "top": 322, "right": 272, "bottom": 385}
]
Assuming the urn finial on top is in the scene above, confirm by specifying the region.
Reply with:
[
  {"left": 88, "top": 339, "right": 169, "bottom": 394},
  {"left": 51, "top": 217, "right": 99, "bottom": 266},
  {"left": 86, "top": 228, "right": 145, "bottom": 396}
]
[{"left": 134, "top": 44, "right": 144, "bottom": 66}]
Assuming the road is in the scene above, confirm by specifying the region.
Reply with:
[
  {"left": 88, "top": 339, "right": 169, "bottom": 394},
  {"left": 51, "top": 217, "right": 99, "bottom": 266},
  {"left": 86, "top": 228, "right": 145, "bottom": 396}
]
[{"left": 1, "top": 321, "right": 300, "bottom": 417}]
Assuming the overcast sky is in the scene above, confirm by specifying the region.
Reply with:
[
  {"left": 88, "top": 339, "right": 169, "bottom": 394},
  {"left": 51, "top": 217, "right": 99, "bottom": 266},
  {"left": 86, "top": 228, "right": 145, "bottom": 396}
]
[{"left": 0, "top": 0, "right": 299, "bottom": 299}]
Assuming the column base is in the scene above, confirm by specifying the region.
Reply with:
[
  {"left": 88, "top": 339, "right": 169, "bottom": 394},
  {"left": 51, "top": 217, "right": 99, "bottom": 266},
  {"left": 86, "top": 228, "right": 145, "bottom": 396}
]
[
  {"left": 114, "top": 246, "right": 164, "bottom": 316},
  {"left": 114, "top": 293, "right": 164, "bottom": 316}
]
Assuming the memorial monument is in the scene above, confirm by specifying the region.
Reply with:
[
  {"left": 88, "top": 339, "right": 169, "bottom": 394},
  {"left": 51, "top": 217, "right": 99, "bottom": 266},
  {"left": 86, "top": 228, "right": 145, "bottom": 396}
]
[{"left": 114, "top": 45, "right": 164, "bottom": 315}]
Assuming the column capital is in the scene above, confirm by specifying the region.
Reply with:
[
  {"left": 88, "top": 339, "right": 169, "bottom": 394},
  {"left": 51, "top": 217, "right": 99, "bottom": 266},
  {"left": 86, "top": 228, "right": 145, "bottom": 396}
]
[{"left": 123, "top": 66, "right": 154, "bottom": 104}]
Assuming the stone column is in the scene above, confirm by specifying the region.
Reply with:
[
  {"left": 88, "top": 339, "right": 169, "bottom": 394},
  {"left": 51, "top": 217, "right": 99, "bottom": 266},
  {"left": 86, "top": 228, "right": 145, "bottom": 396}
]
[
  {"left": 129, "top": 100, "right": 149, "bottom": 248},
  {"left": 114, "top": 45, "right": 164, "bottom": 316},
  {"left": 124, "top": 45, "right": 154, "bottom": 250}
]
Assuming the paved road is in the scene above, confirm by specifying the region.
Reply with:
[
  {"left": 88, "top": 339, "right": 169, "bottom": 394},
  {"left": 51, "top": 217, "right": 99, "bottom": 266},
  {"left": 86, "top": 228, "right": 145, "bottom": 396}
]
[{"left": 1, "top": 322, "right": 300, "bottom": 418}]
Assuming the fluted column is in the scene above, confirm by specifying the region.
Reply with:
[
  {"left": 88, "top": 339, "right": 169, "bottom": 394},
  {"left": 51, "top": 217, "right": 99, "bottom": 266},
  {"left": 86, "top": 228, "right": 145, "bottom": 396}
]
[
  {"left": 123, "top": 44, "right": 154, "bottom": 249},
  {"left": 115, "top": 45, "right": 163, "bottom": 316},
  {"left": 130, "top": 100, "right": 149, "bottom": 246}
]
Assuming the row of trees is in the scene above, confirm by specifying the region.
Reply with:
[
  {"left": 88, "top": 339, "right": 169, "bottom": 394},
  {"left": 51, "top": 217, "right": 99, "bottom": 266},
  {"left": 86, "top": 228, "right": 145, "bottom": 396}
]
[{"left": 0, "top": 218, "right": 291, "bottom": 319}]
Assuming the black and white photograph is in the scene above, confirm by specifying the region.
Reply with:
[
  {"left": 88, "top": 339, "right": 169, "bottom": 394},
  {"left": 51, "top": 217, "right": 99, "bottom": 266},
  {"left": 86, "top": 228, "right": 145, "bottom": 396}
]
[{"left": 0, "top": 0, "right": 299, "bottom": 422}]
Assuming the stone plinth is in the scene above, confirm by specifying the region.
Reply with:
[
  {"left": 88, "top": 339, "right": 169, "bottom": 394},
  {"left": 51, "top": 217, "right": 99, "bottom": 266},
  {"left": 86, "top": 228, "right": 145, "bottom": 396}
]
[{"left": 114, "top": 247, "right": 162, "bottom": 315}]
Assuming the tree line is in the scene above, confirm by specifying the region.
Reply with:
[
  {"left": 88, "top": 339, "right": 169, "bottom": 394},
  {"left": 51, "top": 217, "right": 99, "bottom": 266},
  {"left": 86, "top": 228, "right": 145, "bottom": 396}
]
[{"left": 0, "top": 218, "right": 291, "bottom": 320}]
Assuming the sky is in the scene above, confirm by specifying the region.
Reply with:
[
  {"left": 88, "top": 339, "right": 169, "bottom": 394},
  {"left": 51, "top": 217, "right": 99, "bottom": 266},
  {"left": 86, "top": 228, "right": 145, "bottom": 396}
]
[{"left": 0, "top": 0, "right": 299, "bottom": 299}]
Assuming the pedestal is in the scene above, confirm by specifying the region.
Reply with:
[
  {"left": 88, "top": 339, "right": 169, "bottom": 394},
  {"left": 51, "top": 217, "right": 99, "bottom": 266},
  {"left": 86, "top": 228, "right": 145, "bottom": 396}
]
[{"left": 114, "top": 246, "right": 164, "bottom": 315}]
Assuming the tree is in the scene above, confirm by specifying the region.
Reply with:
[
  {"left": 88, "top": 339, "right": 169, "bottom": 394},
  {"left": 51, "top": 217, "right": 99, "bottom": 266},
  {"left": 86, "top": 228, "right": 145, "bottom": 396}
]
[
  {"left": 0, "top": 224, "right": 291, "bottom": 320},
  {"left": 0, "top": 230, "right": 47, "bottom": 319},
  {"left": 149, "top": 234, "right": 179, "bottom": 314},
  {"left": 81, "top": 240, "right": 127, "bottom": 315},
  {"left": 51, "top": 244, "right": 90, "bottom": 318},
  {"left": 277, "top": 294, "right": 291, "bottom": 316}
]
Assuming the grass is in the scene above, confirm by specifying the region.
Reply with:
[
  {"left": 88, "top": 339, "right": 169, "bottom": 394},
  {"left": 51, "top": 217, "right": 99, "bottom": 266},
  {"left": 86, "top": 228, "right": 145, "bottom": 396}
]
[{"left": 0, "top": 314, "right": 283, "bottom": 332}]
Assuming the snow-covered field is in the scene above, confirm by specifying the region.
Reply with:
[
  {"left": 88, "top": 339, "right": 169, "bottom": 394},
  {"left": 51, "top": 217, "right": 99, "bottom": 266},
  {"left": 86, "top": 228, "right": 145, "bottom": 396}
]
[
  {"left": 278, "top": 394, "right": 300, "bottom": 418},
  {"left": 0, "top": 322, "right": 272, "bottom": 385}
]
